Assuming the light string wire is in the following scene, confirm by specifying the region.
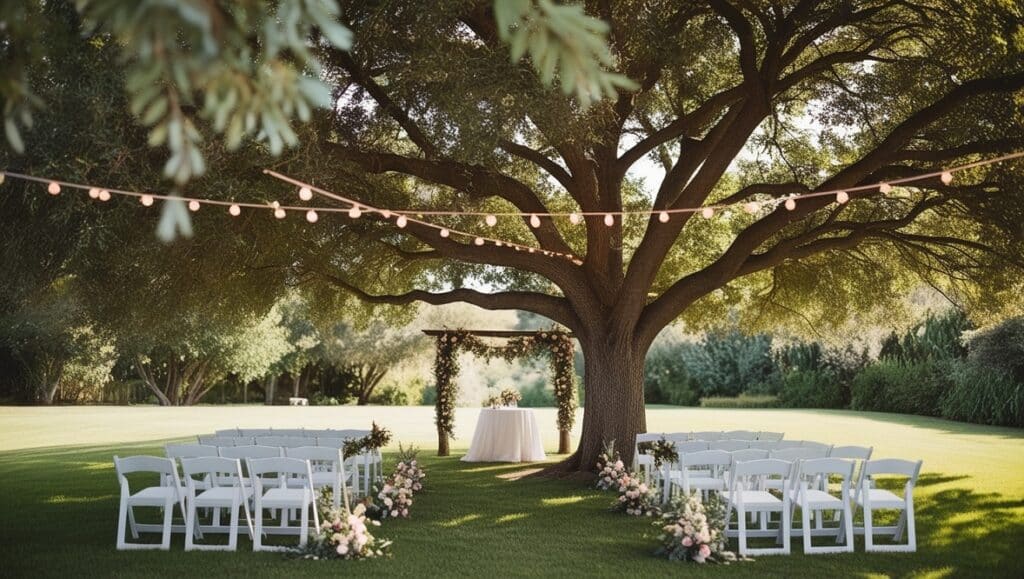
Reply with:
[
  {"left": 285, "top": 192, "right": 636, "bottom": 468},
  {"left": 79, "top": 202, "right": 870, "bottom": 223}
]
[{"left": 2, "top": 150, "right": 1022, "bottom": 262}]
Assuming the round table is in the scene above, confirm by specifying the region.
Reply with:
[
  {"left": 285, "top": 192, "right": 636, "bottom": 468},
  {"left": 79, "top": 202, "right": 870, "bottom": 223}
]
[{"left": 461, "top": 407, "right": 547, "bottom": 463}]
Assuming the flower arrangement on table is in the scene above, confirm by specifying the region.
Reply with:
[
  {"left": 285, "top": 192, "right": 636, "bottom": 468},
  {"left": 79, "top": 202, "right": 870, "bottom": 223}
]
[
  {"left": 595, "top": 439, "right": 628, "bottom": 491},
  {"left": 499, "top": 388, "right": 521, "bottom": 406},
  {"left": 300, "top": 487, "right": 392, "bottom": 560},
  {"left": 612, "top": 471, "right": 658, "bottom": 516},
  {"left": 655, "top": 492, "right": 735, "bottom": 564}
]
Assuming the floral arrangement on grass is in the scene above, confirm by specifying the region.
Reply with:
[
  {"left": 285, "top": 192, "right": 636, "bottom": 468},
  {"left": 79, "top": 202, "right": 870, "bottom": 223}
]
[
  {"left": 612, "top": 471, "right": 658, "bottom": 516},
  {"left": 655, "top": 492, "right": 734, "bottom": 564},
  {"left": 394, "top": 443, "right": 425, "bottom": 492},
  {"left": 299, "top": 488, "right": 392, "bottom": 560},
  {"left": 377, "top": 476, "right": 414, "bottom": 519},
  {"left": 342, "top": 422, "right": 392, "bottom": 458},
  {"left": 595, "top": 439, "right": 628, "bottom": 491}
]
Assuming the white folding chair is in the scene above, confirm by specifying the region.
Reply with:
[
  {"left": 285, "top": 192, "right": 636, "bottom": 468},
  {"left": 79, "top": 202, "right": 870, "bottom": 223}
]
[
  {"left": 748, "top": 440, "right": 781, "bottom": 450},
  {"left": 774, "top": 440, "right": 805, "bottom": 449},
  {"left": 793, "top": 458, "right": 856, "bottom": 554},
  {"left": 316, "top": 437, "right": 345, "bottom": 449},
  {"left": 829, "top": 446, "right": 873, "bottom": 521},
  {"left": 710, "top": 439, "right": 750, "bottom": 452},
  {"left": 214, "top": 428, "right": 241, "bottom": 437},
  {"left": 855, "top": 459, "right": 922, "bottom": 552},
  {"left": 113, "top": 456, "right": 187, "bottom": 551},
  {"left": 270, "top": 429, "right": 307, "bottom": 437},
  {"left": 180, "top": 457, "right": 254, "bottom": 551},
  {"left": 757, "top": 431, "right": 785, "bottom": 441},
  {"left": 690, "top": 431, "right": 723, "bottom": 441},
  {"left": 801, "top": 441, "right": 833, "bottom": 454},
  {"left": 217, "top": 446, "right": 282, "bottom": 487},
  {"left": 256, "top": 436, "right": 312, "bottom": 448},
  {"left": 668, "top": 450, "right": 731, "bottom": 498},
  {"left": 237, "top": 428, "right": 272, "bottom": 437},
  {"left": 766, "top": 447, "right": 830, "bottom": 490},
  {"left": 722, "top": 430, "right": 758, "bottom": 441},
  {"left": 248, "top": 457, "right": 320, "bottom": 552},
  {"left": 723, "top": 459, "right": 794, "bottom": 556},
  {"left": 165, "top": 444, "right": 218, "bottom": 494},
  {"left": 284, "top": 447, "right": 349, "bottom": 508},
  {"left": 728, "top": 448, "right": 769, "bottom": 465}
]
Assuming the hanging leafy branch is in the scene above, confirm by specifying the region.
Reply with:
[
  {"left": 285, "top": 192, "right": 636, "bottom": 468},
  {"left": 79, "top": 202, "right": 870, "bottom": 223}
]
[{"left": 494, "top": 0, "right": 637, "bottom": 108}]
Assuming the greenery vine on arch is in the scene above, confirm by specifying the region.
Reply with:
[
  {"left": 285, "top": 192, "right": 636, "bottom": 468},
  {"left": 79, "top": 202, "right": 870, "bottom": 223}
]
[{"left": 431, "top": 328, "right": 577, "bottom": 456}]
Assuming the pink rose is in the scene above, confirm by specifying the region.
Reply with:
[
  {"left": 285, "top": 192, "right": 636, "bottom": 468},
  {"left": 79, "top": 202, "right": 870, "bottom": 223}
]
[
  {"left": 699, "top": 544, "right": 711, "bottom": 557},
  {"left": 682, "top": 536, "right": 693, "bottom": 547}
]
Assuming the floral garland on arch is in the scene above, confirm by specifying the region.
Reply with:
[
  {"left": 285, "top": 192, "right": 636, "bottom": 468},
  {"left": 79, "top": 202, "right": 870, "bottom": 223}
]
[{"left": 432, "top": 328, "right": 577, "bottom": 456}]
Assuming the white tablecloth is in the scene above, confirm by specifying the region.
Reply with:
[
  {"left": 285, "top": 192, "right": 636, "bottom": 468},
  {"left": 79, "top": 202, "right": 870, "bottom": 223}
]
[{"left": 461, "top": 408, "right": 547, "bottom": 463}]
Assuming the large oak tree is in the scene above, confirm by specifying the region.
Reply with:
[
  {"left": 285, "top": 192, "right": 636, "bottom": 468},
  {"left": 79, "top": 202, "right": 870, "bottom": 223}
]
[{"left": 293, "top": 0, "right": 1024, "bottom": 469}]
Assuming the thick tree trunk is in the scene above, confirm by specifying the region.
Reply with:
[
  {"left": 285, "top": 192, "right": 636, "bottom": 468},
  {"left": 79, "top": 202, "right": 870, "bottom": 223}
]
[
  {"left": 558, "top": 430, "right": 571, "bottom": 454},
  {"left": 564, "top": 335, "right": 647, "bottom": 472}
]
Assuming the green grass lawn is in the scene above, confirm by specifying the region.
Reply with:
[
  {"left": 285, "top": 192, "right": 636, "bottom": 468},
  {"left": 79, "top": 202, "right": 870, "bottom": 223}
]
[{"left": 0, "top": 406, "right": 1021, "bottom": 577}]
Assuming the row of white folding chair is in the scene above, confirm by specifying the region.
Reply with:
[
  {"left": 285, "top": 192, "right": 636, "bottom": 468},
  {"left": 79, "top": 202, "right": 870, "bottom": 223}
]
[
  {"left": 634, "top": 431, "right": 786, "bottom": 473},
  {"left": 674, "top": 455, "right": 920, "bottom": 556},
  {"left": 119, "top": 452, "right": 339, "bottom": 551},
  {"left": 214, "top": 428, "right": 371, "bottom": 438}
]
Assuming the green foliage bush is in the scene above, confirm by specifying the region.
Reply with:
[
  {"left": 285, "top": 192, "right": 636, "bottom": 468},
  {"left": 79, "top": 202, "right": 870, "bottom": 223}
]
[
  {"left": 963, "top": 317, "right": 1024, "bottom": 383},
  {"left": 777, "top": 370, "right": 847, "bottom": 409},
  {"left": 879, "top": 309, "right": 971, "bottom": 363},
  {"left": 851, "top": 360, "right": 953, "bottom": 417},
  {"left": 644, "top": 339, "right": 700, "bottom": 406},
  {"left": 942, "top": 365, "right": 1024, "bottom": 427},
  {"left": 683, "top": 329, "right": 775, "bottom": 397},
  {"left": 369, "top": 385, "right": 409, "bottom": 406},
  {"left": 700, "top": 394, "right": 780, "bottom": 409}
]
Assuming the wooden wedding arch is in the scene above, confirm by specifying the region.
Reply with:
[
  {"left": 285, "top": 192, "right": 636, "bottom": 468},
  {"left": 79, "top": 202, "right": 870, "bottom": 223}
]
[{"left": 424, "top": 329, "right": 578, "bottom": 456}]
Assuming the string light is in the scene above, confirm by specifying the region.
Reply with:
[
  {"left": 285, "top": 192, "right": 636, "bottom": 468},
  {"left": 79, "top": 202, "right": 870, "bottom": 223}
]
[
  {"left": 604, "top": 214, "right": 614, "bottom": 226},
  {"left": 306, "top": 209, "right": 318, "bottom": 223},
  {"left": 47, "top": 181, "right": 61, "bottom": 195},
  {"left": 658, "top": 211, "right": 670, "bottom": 223},
  {"left": 836, "top": 191, "right": 849, "bottom": 204},
  {"left": 299, "top": 186, "right": 313, "bottom": 201},
  {"left": 98, "top": 189, "right": 111, "bottom": 202},
  {"left": 474, "top": 237, "right": 484, "bottom": 246},
  {"left": 440, "top": 228, "right": 450, "bottom": 238},
  {"left": 940, "top": 171, "right": 953, "bottom": 185},
  {"left": 569, "top": 213, "right": 581, "bottom": 224},
  {"left": 495, "top": 240, "right": 503, "bottom": 247},
  {"left": 396, "top": 215, "right": 408, "bottom": 228},
  {"left": 744, "top": 201, "right": 760, "bottom": 214},
  {"left": 485, "top": 214, "right": 497, "bottom": 227},
  {"left": 701, "top": 207, "right": 714, "bottom": 219},
  {"left": 879, "top": 182, "right": 892, "bottom": 194},
  {"left": 529, "top": 214, "right": 541, "bottom": 228},
  {"left": 188, "top": 200, "right": 200, "bottom": 212},
  {"left": 785, "top": 198, "right": 797, "bottom": 211},
  {"left": 274, "top": 207, "right": 286, "bottom": 219},
  {"left": 140, "top": 194, "right": 154, "bottom": 206},
  {"left": 348, "top": 205, "right": 362, "bottom": 219},
  {"left": 88, "top": 187, "right": 100, "bottom": 199},
  {"left": 229, "top": 204, "right": 241, "bottom": 216}
]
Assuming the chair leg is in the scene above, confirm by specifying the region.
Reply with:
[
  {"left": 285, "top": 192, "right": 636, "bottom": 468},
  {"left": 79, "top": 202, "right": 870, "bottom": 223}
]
[
  {"left": 160, "top": 498, "right": 174, "bottom": 551},
  {"left": 228, "top": 496, "right": 240, "bottom": 552},
  {"left": 894, "top": 510, "right": 907, "bottom": 542},
  {"left": 299, "top": 503, "right": 309, "bottom": 548},
  {"left": 116, "top": 497, "right": 129, "bottom": 550},
  {"left": 737, "top": 506, "right": 748, "bottom": 556},
  {"left": 184, "top": 502, "right": 196, "bottom": 551},
  {"left": 253, "top": 503, "right": 263, "bottom": 551},
  {"left": 782, "top": 505, "right": 791, "bottom": 554},
  {"left": 864, "top": 504, "right": 875, "bottom": 551},
  {"left": 802, "top": 501, "right": 812, "bottom": 553},
  {"left": 842, "top": 504, "right": 855, "bottom": 552},
  {"left": 906, "top": 497, "right": 916, "bottom": 551}
]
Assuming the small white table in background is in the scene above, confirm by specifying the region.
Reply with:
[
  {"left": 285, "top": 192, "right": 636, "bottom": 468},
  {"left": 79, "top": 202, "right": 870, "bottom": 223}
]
[{"left": 462, "top": 407, "right": 547, "bottom": 463}]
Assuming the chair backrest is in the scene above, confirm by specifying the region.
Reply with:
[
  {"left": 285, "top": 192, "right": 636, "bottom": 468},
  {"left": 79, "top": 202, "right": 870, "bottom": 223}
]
[
  {"left": 830, "top": 445, "right": 873, "bottom": 460},
  {"left": 229, "top": 436, "right": 255, "bottom": 446},
  {"left": 237, "top": 428, "right": 272, "bottom": 437},
  {"left": 801, "top": 441, "right": 833, "bottom": 453},
  {"left": 180, "top": 456, "right": 245, "bottom": 484},
  {"left": 285, "top": 446, "right": 343, "bottom": 465},
  {"left": 675, "top": 441, "right": 710, "bottom": 453},
  {"left": 680, "top": 449, "right": 732, "bottom": 468},
  {"left": 773, "top": 440, "right": 804, "bottom": 449},
  {"left": 722, "top": 430, "right": 757, "bottom": 441},
  {"left": 757, "top": 431, "right": 784, "bottom": 441},
  {"left": 689, "top": 431, "right": 723, "bottom": 441},
  {"left": 664, "top": 432, "right": 691, "bottom": 443},
  {"left": 862, "top": 458, "right": 923, "bottom": 480},
  {"left": 165, "top": 444, "right": 218, "bottom": 459},
  {"left": 799, "top": 457, "right": 855, "bottom": 480},
  {"left": 218, "top": 445, "right": 282, "bottom": 460},
  {"left": 729, "top": 449, "right": 769, "bottom": 463},
  {"left": 732, "top": 458, "right": 794, "bottom": 479},
  {"left": 747, "top": 440, "right": 781, "bottom": 450},
  {"left": 214, "top": 428, "right": 241, "bottom": 437},
  {"left": 317, "top": 437, "right": 345, "bottom": 449},
  {"left": 255, "top": 436, "right": 315, "bottom": 448},
  {"left": 635, "top": 432, "right": 665, "bottom": 445},
  {"left": 770, "top": 447, "right": 829, "bottom": 461},
  {"left": 197, "top": 435, "right": 236, "bottom": 447},
  {"left": 335, "top": 429, "right": 371, "bottom": 438},
  {"left": 271, "top": 429, "right": 307, "bottom": 437},
  {"left": 114, "top": 455, "right": 176, "bottom": 476},
  {"left": 709, "top": 439, "right": 749, "bottom": 452},
  {"left": 247, "top": 457, "right": 313, "bottom": 479}
]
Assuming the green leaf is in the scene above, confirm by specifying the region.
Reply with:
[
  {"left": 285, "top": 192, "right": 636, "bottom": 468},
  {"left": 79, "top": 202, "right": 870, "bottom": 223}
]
[{"left": 4, "top": 118, "right": 25, "bottom": 154}]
